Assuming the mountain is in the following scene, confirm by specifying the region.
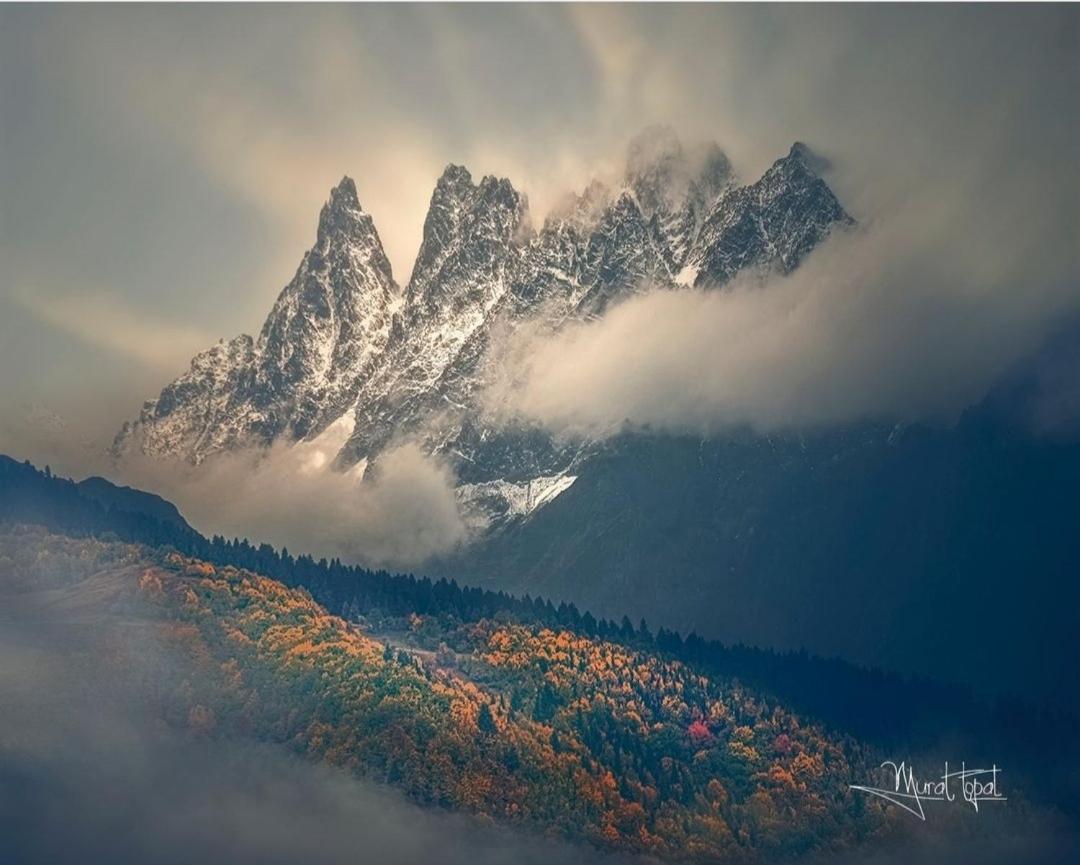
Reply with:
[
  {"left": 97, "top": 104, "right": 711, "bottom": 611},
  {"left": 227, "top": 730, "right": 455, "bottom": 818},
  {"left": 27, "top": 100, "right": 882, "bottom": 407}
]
[
  {"left": 681, "top": 142, "right": 852, "bottom": 287},
  {"left": 0, "top": 454, "right": 206, "bottom": 551},
  {"left": 0, "top": 457, "right": 189, "bottom": 532},
  {"left": 445, "top": 411, "right": 1080, "bottom": 715},
  {"left": 113, "top": 129, "right": 852, "bottom": 531},
  {"left": 114, "top": 177, "right": 400, "bottom": 463}
]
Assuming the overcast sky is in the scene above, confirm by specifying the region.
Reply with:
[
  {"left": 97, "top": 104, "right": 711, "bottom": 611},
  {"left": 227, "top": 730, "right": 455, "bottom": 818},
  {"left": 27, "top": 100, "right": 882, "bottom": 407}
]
[{"left": 1, "top": 4, "right": 1077, "bottom": 458}]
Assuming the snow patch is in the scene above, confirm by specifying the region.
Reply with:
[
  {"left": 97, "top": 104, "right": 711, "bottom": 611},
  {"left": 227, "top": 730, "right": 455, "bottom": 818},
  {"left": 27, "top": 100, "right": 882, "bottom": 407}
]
[
  {"left": 456, "top": 473, "right": 577, "bottom": 532},
  {"left": 675, "top": 263, "right": 699, "bottom": 286}
]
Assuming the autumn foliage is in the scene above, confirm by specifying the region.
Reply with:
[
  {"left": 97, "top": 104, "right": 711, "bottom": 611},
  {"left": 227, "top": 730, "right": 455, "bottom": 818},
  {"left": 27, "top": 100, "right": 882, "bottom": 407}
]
[{"left": 1, "top": 526, "right": 897, "bottom": 862}]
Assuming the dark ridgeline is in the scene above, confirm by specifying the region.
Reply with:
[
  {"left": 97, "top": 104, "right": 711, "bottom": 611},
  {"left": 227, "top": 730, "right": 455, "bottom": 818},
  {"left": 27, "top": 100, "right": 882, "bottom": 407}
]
[{"left": 3, "top": 451, "right": 1077, "bottom": 813}]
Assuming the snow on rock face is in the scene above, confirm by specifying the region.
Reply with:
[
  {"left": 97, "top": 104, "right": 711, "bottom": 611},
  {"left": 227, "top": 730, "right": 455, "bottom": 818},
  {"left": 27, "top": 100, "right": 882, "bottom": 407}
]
[
  {"left": 113, "top": 176, "right": 400, "bottom": 463},
  {"left": 684, "top": 142, "right": 852, "bottom": 288},
  {"left": 456, "top": 473, "right": 578, "bottom": 533},
  {"left": 338, "top": 165, "right": 531, "bottom": 468},
  {"left": 115, "top": 333, "right": 257, "bottom": 461},
  {"left": 253, "top": 177, "right": 401, "bottom": 439},
  {"left": 114, "top": 131, "right": 852, "bottom": 536}
]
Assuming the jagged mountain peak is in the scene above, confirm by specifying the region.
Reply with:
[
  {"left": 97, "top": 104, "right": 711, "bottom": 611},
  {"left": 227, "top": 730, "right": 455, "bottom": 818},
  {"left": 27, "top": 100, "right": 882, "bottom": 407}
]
[
  {"left": 785, "top": 141, "right": 832, "bottom": 174},
  {"left": 329, "top": 174, "right": 360, "bottom": 206},
  {"left": 757, "top": 142, "right": 837, "bottom": 192},
  {"left": 762, "top": 141, "right": 845, "bottom": 199},
  {"left": 430, "top": 164, "right": 523, "bottom": 209},
  {"left": 407, "top": 163, "right": 530, "bottom": 306},
  {"left": 682, "top": 140, "right": 853, "bottom": 287},
  {"left": 114, "top": 171, "right": 402, "bottom": 461},
  {"left": 318, "top": 175, "right": 365, "bottom": 232},
  {"left": 432, "top": 163, "right": 475, "bottom": 198},
  {"left": 477, "top": 166, "right": 528, "bottom": 201},
  {"left": 117, "top": 131, "right": 853, "bottom": 495},
  {"left": 314, "top": 177, "right": 394, "bottom": 282}
]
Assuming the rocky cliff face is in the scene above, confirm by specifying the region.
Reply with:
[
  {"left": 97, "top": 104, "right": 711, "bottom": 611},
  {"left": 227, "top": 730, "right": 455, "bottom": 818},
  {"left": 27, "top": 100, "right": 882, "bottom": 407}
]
[
  {"left": 114, "top": 177, "right": 400, "bottom": 463},
  {"left": 115, "top": 129, "right": 852, "bottom": 531},
  {"left": 682, "top": 142, "right": 853, "bottom": 287}
]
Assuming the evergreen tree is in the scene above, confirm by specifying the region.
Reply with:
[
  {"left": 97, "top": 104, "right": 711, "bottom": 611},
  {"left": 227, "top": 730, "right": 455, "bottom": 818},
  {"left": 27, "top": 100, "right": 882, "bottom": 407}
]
[{"left": 477, "top": 702, "right": 497, "bottom": 735}]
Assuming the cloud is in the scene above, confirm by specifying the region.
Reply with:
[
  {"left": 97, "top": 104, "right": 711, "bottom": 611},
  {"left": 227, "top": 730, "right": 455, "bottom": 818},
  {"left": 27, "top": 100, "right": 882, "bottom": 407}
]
[
  {"left": 114, "top": 415, "right": 468, "bottom": 568},
  {"left": 8, "top": 284, "right": 214, "bottom": 370},
  {"left": 0, "top": 409, "right": 469, "bottom": 571},
  {"left": 478, "top": 7, "right": 1080, "bottom": 439},
  {"left": 63, "top": 7, "right": 447, "bottom": 292},
  {"left": 14, "top": 5, "right": 600, "bottom": 290},
  {"left": 486, "top": 192, "right": 1078, "bottom": 438}
]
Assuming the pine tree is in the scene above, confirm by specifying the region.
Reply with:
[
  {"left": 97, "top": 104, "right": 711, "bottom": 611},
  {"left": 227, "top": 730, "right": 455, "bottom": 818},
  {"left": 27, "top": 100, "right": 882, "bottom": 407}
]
[{"left": 477, "top": 702, "right": 497, "bottom": 735}]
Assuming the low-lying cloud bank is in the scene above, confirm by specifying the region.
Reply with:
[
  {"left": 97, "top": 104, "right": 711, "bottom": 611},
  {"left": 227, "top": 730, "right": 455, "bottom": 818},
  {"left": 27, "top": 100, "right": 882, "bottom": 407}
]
[{"left": 113, "top": 416, "right": 468, "bottom": 568}]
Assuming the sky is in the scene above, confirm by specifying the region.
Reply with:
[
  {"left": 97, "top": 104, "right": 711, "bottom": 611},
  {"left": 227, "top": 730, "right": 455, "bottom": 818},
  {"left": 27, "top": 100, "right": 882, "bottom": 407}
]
[{"left": 1, "top": 4, "right": 1078, "bottom": 471}]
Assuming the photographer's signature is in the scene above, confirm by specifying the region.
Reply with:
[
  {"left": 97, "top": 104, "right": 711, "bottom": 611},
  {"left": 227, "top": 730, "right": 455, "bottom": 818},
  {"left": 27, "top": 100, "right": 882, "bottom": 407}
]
[{"left": 850, "top": 761, "right": 1006, "bottom": 820}]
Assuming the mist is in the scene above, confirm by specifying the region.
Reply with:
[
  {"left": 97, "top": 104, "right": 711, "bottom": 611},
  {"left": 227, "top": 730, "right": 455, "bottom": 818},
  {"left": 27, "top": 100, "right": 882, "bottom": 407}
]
[
  {"left": 488, "top": 183, "right": 1079, "bottom": 438},
  {"left": 481, "top": 7, "right": 1080, "bottom": 440},
  {"left": 0, "top": 578, "right": 633, "bottom": 865},
  {"left": 111, "top": 415, "right": 468, "bottom": 568}
]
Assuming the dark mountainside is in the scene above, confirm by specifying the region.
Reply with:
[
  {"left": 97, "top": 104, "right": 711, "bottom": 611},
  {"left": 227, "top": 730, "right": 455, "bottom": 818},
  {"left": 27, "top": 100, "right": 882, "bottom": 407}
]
[
  {"left": 447, "top": 406, "right": 1080, "bottom": 715},
  {"left": 75, "top": 475, "right": 192, "bottom": 531}
]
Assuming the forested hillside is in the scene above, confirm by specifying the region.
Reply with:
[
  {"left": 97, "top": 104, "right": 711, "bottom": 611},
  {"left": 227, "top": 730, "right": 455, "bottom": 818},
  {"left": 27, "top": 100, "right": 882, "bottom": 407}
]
[
  {"left": 0, "top": 525, "right": 904, "bottom": 861},
  {"left": 448, "top": 416, "right": 1080, "bottom": 715}
]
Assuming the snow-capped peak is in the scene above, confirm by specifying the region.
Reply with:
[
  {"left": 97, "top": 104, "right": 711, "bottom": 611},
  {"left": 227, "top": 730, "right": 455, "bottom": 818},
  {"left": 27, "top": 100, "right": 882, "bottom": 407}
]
[
  {"left": 116, "top": 130, "right": 854, "bottom": 531},
  {"left": 114, "top": 177, "right": 400, "bottom": 461}
]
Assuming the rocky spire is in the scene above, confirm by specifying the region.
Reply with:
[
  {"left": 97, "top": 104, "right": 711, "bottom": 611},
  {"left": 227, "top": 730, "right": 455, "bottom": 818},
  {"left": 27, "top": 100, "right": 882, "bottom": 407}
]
[
  {"left": 251, "top": 176, "right": 400, "bottom": 438},
  {"left": 406, "top": 165, "right": 529, "bottom": 312},
  {"left": 311, "top": 175, "right": 395, "bottom": 284}
]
